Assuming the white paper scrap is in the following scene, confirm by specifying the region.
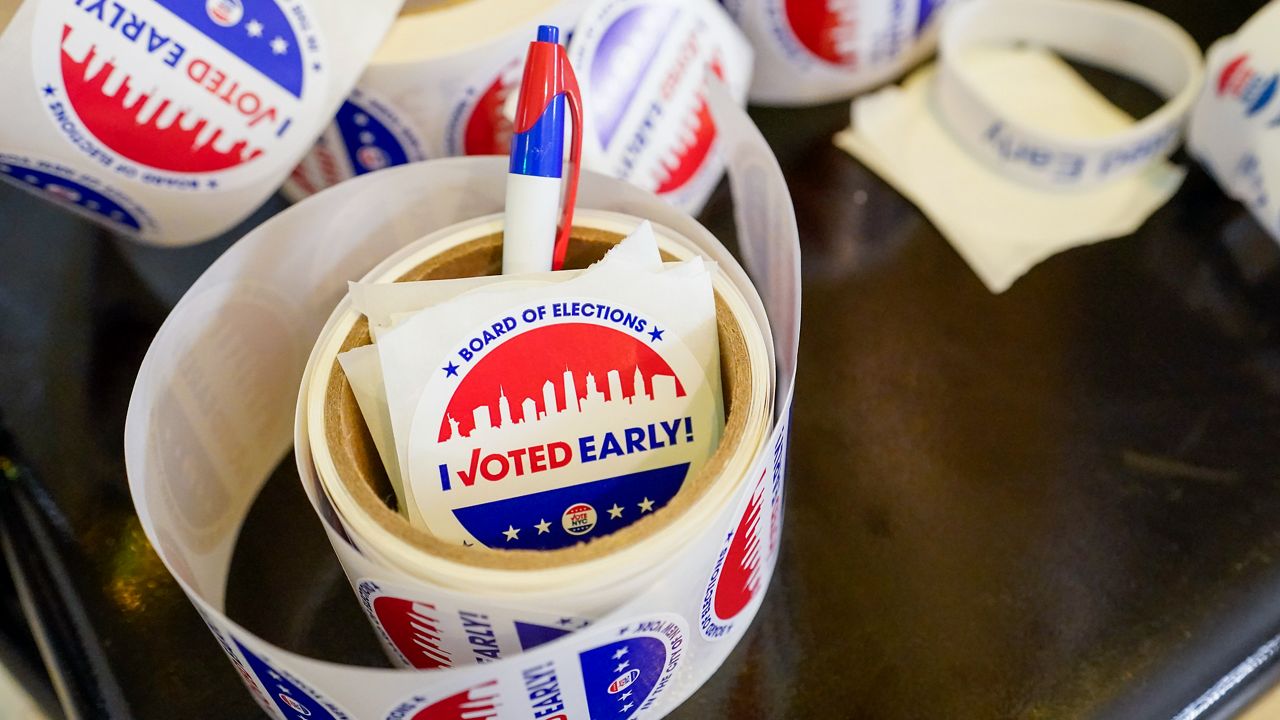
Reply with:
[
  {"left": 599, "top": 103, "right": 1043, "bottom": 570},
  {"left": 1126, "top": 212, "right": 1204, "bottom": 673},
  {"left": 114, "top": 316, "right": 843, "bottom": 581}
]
[{"left": 836, "top": 47, "right": 1187, "bottom": 293}]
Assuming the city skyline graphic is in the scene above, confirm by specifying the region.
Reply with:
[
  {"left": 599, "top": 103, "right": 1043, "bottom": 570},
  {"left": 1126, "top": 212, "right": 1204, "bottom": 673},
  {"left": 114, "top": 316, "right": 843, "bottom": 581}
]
[
  {"left": 436, "top": 323, "right": 686, "bottom": 442},
  {"left": 443, "top": 364, "right": 682, "bottom": 442}
]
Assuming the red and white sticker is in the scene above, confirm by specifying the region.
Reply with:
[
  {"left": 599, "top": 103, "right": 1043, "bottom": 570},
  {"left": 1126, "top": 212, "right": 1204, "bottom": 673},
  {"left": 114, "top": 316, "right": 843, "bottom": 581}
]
[
  {"left": 32, "top": 0, "right": 326, "bottom": 190},
  {"left": 570, "top": 0, "right": 752, "bottom": 212}
]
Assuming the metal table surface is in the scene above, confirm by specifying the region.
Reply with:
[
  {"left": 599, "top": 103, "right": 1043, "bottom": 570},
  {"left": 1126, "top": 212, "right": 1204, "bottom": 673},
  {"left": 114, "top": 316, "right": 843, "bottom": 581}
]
[{"left": 2, "top": 1, "right": 1279, "bottom": 717}]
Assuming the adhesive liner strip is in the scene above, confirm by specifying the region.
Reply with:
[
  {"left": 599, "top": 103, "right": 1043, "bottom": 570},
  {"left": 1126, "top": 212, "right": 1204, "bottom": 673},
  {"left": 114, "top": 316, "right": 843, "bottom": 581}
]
[
  {"left": 935, "top": 0, "right": 1203, "bottom": 190},
  {"left": 0, "top": 0, "right": 400, "bottom": 246},
  {"left": 286, "top": 0, "right": 754, "bottom": 215},
  {"left": 721, "top": 0, "right": 948, "bottom": 107},
  {"left": 124, "top": 82, "right": 800, "bottom": 719}
]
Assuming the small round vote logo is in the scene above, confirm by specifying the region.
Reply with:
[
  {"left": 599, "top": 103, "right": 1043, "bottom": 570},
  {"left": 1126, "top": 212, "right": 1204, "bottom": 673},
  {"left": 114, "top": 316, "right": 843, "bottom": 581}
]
[
  {"left": 207, "top": 0, "right": 244, "bottom": 27},
  {"left": 700, "top": 469, "right": 769, "bottom": 640},
  {"left": 33, "top": 0, "right": 324, "bottom": 183},
  {"left": 562, "top": 502, "right": 598, "bottom": 536}
]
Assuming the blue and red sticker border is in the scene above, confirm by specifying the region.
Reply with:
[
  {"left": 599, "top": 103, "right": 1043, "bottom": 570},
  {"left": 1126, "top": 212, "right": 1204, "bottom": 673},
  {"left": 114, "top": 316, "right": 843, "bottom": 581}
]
[
  {"left": 196, "top": 608, "right": 352, "bottom": 720},
  {"left": 382, "top": 614, "right": 686, "bottom": 720},
  {"left": 0, "top": 151, "right": 154, "bottom": 232}
]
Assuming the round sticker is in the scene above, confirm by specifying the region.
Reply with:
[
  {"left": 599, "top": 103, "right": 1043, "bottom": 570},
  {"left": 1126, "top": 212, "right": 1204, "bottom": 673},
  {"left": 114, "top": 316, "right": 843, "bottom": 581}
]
[
  {"left": 775, "top": 0, "right": 943, "bottom": 69},
  {"left": 411, "top": 298, "right": 717, "bottom": 551},
  {"left": 369, "top": 593, "right": 454, "bottom": 670},
  {"left": 562, "top": 502, "right": 598, "bottom": 536},
  {"left": 0, "top": 154, "right": 150, "bottom": 232},
  {"left": 570, "top": 0, "right": 752, "bottom": 209},
  {"left": 386, "top": 681, "right": 501, "bottom": 720},
  {"left": 356, "top": 580, "right": 593, "bottom": 670},
  {"left": 575, "top": 617, "right": 685, "bottom": 719},
  {"left": 33, "top": 0, "right": 326, "bottom": 188},
  {"left": 1216, "top": 53, "right": 1280, "bottom": 118},
  {"left": 699, "top": 468, "right": 769, "bottom": 640},
  {"left": 449, "top": 59, "right": 522, "bottom": 156},
  {"left": 288, "top": 89, "right": 425, "bottom": 196},
  {"left": 234, "top": 639, "right": 351, "bottom": 720}
]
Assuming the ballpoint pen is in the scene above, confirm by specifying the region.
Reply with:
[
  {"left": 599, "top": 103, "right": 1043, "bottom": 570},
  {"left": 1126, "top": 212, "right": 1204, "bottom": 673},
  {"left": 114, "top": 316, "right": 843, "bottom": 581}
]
[{"left": 502, "top": 24, "right": 583, "bottom": 274}]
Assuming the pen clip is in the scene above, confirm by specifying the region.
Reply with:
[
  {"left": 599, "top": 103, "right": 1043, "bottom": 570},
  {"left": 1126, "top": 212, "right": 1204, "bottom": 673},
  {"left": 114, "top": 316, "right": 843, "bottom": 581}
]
[{"left": 551, "top": 44, "right": 581, "bottom": 272}]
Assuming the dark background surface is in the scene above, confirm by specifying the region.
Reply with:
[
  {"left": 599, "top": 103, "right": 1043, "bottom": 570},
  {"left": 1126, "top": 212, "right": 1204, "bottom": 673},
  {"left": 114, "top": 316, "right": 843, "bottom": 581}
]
[{"left": 3, "top": 0, "right": 1280, "bottom": 717}]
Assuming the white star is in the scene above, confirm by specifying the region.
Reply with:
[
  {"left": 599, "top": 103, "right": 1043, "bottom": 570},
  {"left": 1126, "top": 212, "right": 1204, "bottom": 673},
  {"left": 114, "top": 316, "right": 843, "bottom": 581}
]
[
  {"left": 638, "top": 497, "right": 654, "bottom": 513},
  {"left": 270, "top": 36, "right": 289, "bottom": 55},
  {"left": 612, "top": 647, "right": 629, "bottom": 660},
  {"left": 353, "top": 113, "right": 369, "bottom": 126},
  {"left": 621, "top": 702, "right": 634, "bottom": 713},
  {"left": 245, "top": 19, "right": 263, "bottom": 37},
  {"left": 615, "top": 660, "right": 630, "bottom": 673},
  {"left": 85, "top": 200, "right": 99, "bottom": 210},
  {"left": 503, "top": 525, "right": 520, "bottom": 541},
  {"left": 608, "top": 503, "right": 624, "bottom": 519},
  {"left": 620, "top": 690, "right": 632, "bottom": 700},
  {"left": 535, "top": 518, "right": 551, "bottom": 534},
  {"left": 359, "top": 131, "right": 375, "bottom": 145}
]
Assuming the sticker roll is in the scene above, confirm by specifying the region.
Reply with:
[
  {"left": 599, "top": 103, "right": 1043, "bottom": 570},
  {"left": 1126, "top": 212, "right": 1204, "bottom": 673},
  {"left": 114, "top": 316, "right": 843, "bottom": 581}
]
[
  {"left": 0, "top": 0, "right": 402, "bottom": 246},
  {"left": 303, "top": 209, "right": 774, "bottom": 676},
  {"left": 125, "top": 83, "right": 800, "bottom": 719},
  {"left": 304, "top": 208, "right": 774, "bottom": 591},
  {"left": 1188, "top": 1, "right": 1280, "bottom": 243},
  {"left": 284, "top": 0, "right": 753, "bottom": 215},
  {"left": 935, "top": 0, "right": 1204, "bottom": 190},
  {"left": 721, "top": 0, "right": 947, "bottom": 106}
]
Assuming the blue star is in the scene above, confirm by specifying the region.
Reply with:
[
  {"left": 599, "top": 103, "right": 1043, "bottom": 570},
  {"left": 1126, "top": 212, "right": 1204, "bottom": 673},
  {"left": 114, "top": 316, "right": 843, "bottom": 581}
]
[
  {"left": 648, "top": 326, "right": 665, "bottom": 342},
  {"left": 42, "top": 85, "right": 55, "bottom": 96},
  {"left": 312, "top": 62, "right": 322, "bottom": 73},
  {"left": 443, "top": 361, "right": 459, "bottom": 378},
  {"left": 206, "top": 179, "right": 218, "bottom": 189}
]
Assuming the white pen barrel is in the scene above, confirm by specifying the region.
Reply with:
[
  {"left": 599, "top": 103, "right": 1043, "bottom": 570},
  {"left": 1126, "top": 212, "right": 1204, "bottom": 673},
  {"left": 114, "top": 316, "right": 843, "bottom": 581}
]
[{"left": 502, "top": 173, "right": 563, "bottom": 274}]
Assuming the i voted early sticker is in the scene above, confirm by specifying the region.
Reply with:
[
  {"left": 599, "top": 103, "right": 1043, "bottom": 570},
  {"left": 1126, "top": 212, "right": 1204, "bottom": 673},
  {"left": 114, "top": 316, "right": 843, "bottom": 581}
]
[
  {"left": 32, "top": 0, "right": 326, "bottom": 190},
  {"left": 407, "top": 295, "right": 720, "bottom": 550}
]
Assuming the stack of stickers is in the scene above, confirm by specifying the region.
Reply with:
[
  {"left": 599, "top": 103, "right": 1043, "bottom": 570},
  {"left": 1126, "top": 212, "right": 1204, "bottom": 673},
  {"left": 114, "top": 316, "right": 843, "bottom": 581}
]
[{"left": 307, "top": 211, "right": 772, "bottom": 568}]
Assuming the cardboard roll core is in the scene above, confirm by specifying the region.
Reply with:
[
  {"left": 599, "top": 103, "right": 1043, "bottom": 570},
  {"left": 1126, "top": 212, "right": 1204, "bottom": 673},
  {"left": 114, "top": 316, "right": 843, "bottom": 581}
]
[
  {"left": 0, "top": 0, "right": 17, "bottom": 35},
  {"left": 316, "top": 224, "right": 764, "bottom": 572}
]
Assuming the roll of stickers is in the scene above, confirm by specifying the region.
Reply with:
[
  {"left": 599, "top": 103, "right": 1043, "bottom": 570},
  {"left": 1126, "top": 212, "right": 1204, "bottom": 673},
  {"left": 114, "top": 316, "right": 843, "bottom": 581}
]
[
  {"left": 720, "top": 0, "right": 947, "bottom": 106},
  {"left": 935, "top": 0, "right": 1203, "bottom": 190},
  {"left": 0, "top": 0, "right": 401, "bottom": 245},
  {"left": 125, "top": 83, "right": 800, "bottom": 719},
  {"left": 284, "top": 0, "right": 753, "bottom": 215},
  {"left": 1188, "top": 1, "right": 1280, "bottom": 243}
]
